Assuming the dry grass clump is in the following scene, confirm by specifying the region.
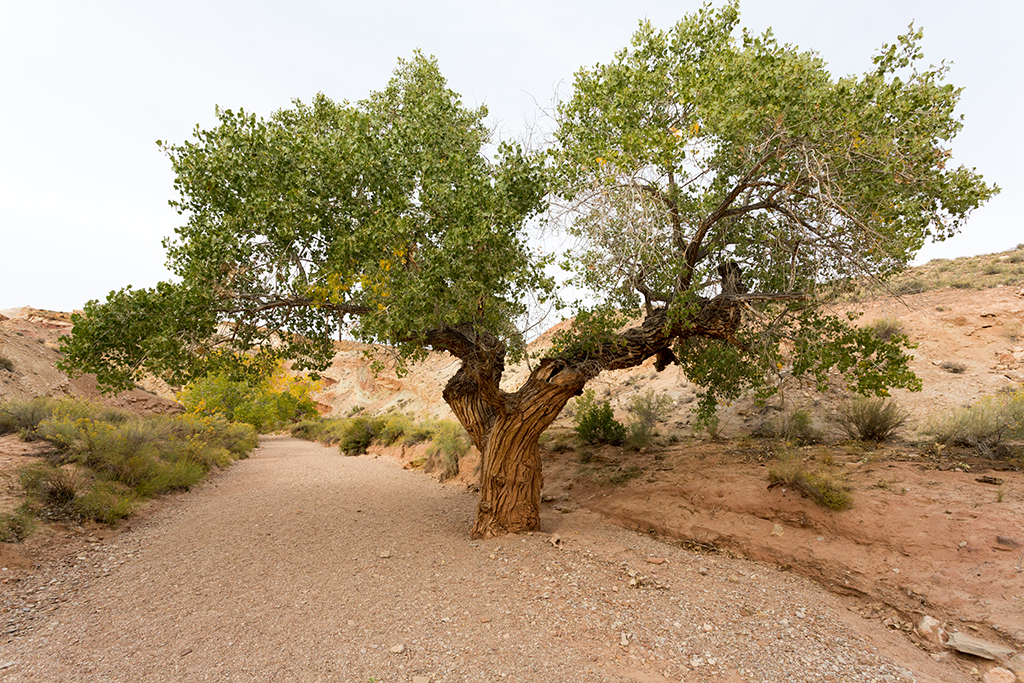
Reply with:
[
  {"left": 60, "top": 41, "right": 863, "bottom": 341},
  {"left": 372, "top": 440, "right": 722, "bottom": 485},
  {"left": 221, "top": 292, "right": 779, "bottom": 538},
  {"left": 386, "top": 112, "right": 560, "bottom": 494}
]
[
  {"left": 768, "top": 455, "right": 853, "bottom": 510},
  {"left": 939, "top": 360, "right": 967, "bottom": 374},
  {"left": 836, "top": 397, "right": 908, "bottom": 442}
]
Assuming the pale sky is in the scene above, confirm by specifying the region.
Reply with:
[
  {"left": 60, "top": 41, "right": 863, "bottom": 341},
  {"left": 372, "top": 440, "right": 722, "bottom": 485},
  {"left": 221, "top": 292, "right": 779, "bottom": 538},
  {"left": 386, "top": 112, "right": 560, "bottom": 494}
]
[{"left": 2, "top": 0, "right": 1020, "bottom": 312}]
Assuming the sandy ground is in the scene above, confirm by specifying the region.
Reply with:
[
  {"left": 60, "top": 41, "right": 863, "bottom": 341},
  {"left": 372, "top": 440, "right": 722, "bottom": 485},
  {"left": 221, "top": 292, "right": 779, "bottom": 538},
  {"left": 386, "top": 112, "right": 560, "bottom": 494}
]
[{"left": 0, "top": 436, "right": 971, "bottom": 683}]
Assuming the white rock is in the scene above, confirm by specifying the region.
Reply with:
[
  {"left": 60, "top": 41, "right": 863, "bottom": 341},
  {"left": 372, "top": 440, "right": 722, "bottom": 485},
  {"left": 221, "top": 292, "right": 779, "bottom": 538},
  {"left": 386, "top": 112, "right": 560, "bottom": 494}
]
[
  {"left": 982, "top": 668, "right": 1016, "bottom": 683},
  {"left": 916, "top": 615, "right": 944, "bottom": 643},
  {"left": 946, "top": 632, "right": 1016, "bottom": 660},
  {"left": 412, "top": 677, "right": 431, "bottom": 683},
  {"left": 389, "top": 644, "right": 405, "bottom": 653}
]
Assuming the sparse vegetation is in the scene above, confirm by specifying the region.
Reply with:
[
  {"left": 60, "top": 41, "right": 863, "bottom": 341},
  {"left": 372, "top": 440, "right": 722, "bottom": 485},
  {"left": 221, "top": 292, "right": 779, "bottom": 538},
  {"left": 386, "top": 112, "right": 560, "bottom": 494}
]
[
  {"left": 939, "top": 360, "right": 967, "bottom": 374},
  {"left": 289, "top": 413, "right": 472, "bottom": 479},
  {"left": 623, "top": 390, "right": 673, "bottom": 450},
  {"left": 869, "top": 317, "right": 905, "bottom": 342},
  {"left": 768, "top": 455, "right": 853, "bottom": 510},
  {"left": 836, "top": 397, "right": 908, "bottom": 442},
  {"left": 924, "top": 390, "right": 1024, "bottom": 454},
  {"left": 758, "top": 407, "right": 822, "bottom": 444},
  {"left": 0, "top": 355, "right": 13, "bottom": 373},
  {"left": 0, "top": 511, "right": 33, "bottom": 542},
  {"left": 424, "top": 421, "right": 470, "bottom": 481}
]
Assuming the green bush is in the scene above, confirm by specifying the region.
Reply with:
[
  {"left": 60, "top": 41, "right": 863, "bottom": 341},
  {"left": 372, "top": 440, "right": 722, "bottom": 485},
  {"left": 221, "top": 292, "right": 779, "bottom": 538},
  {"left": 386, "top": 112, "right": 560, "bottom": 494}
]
[
  {"left": 0, "top": 397, "right": 58, "bottom": 435},
  {"left": 0, "top": 511, "right": 33, "bottom": 542},
  {"left": 573, "top": 390, "right": 626, "bottom": 446},
  {"left": 338, "top": 416, "right": 385, "bottom": 455},
  {"left": 837, "top": 397, "right": 908, "bottom": 442},
  {"left": 0, "top": 355, "right": 13, "bottom": 373}
]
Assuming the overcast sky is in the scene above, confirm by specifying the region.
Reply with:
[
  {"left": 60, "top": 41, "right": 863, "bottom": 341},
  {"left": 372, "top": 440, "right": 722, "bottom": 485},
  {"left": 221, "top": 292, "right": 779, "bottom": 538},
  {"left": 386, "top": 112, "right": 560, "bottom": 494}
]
[{"left": 2, "top": 0, "right": 1019, "bottom": 312}]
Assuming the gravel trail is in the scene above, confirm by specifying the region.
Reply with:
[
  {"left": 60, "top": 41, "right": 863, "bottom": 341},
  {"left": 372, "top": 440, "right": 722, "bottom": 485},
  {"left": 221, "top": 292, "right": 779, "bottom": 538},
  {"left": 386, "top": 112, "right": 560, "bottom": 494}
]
[{"left": 0, "top": 436, "right": 964, "bottom": 682}]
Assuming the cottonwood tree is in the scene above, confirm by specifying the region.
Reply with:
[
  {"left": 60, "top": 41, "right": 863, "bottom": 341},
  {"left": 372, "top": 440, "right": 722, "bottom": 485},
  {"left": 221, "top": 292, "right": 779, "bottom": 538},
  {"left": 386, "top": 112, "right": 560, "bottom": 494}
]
[{"left": 61, "top": 6, "right": 995, "bottom": 538}]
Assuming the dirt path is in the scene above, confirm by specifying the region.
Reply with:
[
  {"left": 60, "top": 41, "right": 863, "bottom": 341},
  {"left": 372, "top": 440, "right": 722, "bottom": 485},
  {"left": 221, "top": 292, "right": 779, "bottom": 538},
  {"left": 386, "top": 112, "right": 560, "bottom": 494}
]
[{"left": 0, "top": 437, "right": 972, "bottom": 682}]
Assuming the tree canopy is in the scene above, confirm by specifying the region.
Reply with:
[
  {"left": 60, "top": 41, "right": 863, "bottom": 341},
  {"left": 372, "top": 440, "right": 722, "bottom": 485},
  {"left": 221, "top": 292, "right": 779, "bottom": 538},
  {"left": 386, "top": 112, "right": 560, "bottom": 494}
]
[
  {"left": 60, "top": 5, "right": 996, "bottom": 536},
  {"left": 550, "top": 2, "right": 995, "bottom": 420}
]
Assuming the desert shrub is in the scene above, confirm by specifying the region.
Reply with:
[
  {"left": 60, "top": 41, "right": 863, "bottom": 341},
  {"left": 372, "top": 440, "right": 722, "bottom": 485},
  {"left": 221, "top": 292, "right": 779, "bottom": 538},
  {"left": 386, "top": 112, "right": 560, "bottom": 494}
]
[
  {"left": 338, "top": 416, "right": 385, "bottom": 455},
  {"left": 378, "top": 413, "right": 414, "bottom": 446},
  {"left": 836, "top": 397, "right": 908, "bottom": 442},
  {"left": 0, "top": 397, "right": 58, "bottom": 435},
  {"left": 290, "top": 419, "right": 326, "bottom": 441},
  {"left": 893, "top": 279, "right": 926, "bottom": 295},
  {"left": 19, "top": 463, "right": 81, "bottom": 515},
  {"left": 0, "top": 511, "right": 33, "bottom": 542},
  {"left": 72, "top": 481, "right": 136, "bottom": 524},
  {"left": 869, "top": 316, "right": 905, "bottom": 341},
  {"left": 596, "top": 465, "right": 643, "bottom": 486},
  {"left": 622, "top": 390, "right": 673, "bottom": 450},
  {"left": 13, "top": 403, "right": 256, "bottom": 530},
  {"left": 0, "top": 355, "right": 13, "bottom": 372},
  {"left": 939, "top": 360, "right": 967, "bottom": 374},
  {"left": 573, "top": 389, "right": 626, "bottom": 446},
  {"left": 425, "top": 421, "right": 470, "bottom": 481},
  {"left": 402, "top": 419, "right": 439, "bottom": 445},
  {"left": 1004, "top": 320, "right": 1023, "bottom": 342},
  {"left": 768, "top": 456, "right": 852, "bottom": 510},
  {"left": 924, "top": 391, "right": 1024, "bottom": 453}
]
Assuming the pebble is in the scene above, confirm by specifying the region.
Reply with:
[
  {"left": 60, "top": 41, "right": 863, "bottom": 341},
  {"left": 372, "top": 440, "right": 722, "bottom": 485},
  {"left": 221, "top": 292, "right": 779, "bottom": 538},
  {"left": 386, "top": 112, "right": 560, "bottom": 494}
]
[
  {"left": 698, "top": 566, "right": 709, "bottom": 576},
  {"left": 389, "top": 644, "right": 405, "bottom": 653}
]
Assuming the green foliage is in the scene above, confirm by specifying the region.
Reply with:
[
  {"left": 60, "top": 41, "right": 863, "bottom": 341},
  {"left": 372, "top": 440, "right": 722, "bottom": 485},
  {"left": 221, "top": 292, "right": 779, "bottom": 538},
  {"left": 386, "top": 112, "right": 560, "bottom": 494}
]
[
  {"left": 553, "top": 3, "right": 992, "bottom": 421},
  {"left": 836, "top": 397, "right": 908, "bottom": 442},
  {"left": 59, "top": 53, "right": 551, "bottom": 392},
  {"left": 572, "top": 390, "right": 626, "bottom": 446},
  {"left": 769, "top": 455, "right": 853, "bottom": 510},
  {"left": 338, "top": 416, "right": 385, "bottom": 456},
  {"left": 0, "top": 355, "right": 13, "bottom": 373},
  {"left": 924, "top": 390, "right": 1024, "bottom": 453},
  {"left": 760, "top": 407, "right": 822, "bottom": 444},
  {"left": 178, "top": 362, "right": 318, "bottom": 432}
]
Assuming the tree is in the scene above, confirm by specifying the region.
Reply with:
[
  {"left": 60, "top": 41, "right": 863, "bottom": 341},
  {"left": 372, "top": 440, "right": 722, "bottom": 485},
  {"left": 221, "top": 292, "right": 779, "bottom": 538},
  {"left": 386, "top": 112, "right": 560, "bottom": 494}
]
[{"left": 60, "top": 7, "right": 995, "bottom": 538}]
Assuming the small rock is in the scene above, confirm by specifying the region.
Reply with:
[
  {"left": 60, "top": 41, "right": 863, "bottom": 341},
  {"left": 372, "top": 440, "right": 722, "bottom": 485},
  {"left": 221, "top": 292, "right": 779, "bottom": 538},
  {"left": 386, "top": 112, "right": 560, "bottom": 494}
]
[
  {"left": 916, "top": 615, "right": 945, "bottom": 644},
  {"left": 698, "top": 566, "right": 709, "bottom": 576},
  {"left": 702, "top": 623, "right": 714, "bottom": 632},
  {"left": 983, "top": 668, "right": 1016, "bottom": 683},
  {"left": 727, "top": 574, "right": 741, "bottom": 583},
  {"left": 946, "top": 632, "right": 1016, "bottom": 660},
  {"left": 1006, "top": 654, "right": 1024, "bottom": 674},
  {"left": 380, "top": 550, "right": 392, "bottom": 558},
  {"left": 389, "top": 644, "right": 405, "bottom": 654},
  {"left": 412, "top": 677, "right": 431, "bottom": 683},
  {"left": 548, "top": 535, "right": 563, "bottom": 549},
  {"left": 620, "top": 632, "right": 629, "bottom": 646},
  {"left": 770, "top": 523, "right": 785, "bottom": 537},
  {"left": 646, "top": 557, "right": 667, "bottom": 565}
]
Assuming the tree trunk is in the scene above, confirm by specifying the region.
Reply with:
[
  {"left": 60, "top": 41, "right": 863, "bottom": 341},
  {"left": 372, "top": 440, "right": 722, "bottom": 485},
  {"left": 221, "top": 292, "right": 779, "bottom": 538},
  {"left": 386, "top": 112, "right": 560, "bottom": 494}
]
[
  {"left": 470, "top": 413, "right": 545, "bottom": 538},
  {"left": 431, "top": 293, "right": 757, "bottom": 538}
]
